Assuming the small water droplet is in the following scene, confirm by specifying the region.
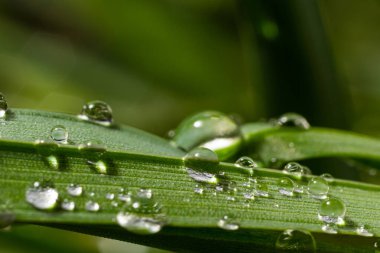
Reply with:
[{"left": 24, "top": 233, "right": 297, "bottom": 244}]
[
  {"left": 276, "top": 113, "right": 310, "bottom": 130},
  {"left": 79, "top": 141, "right": 108, "bottom": 174},
  {"left": 318, "top": 197, "right": 346, "bottom": 225},
  {"left": 34, "top": 140, "right": 61, "bottom": 169},
  {"left": 321, "top": 224, "right": 338, "bottom": 234},
  {"left": 116, "top": 212, "right": 165, "bottom": 235},
  {"left": 320, "top": 173, "right": 334, "bottom": 183},
  {"left": 106, "top": 193, "right": 115, "bottom": 200},
  {"left": 25, "top": 181, "right": 59, "bottom": 211},
  {"left": 61, "top": 199, "right": 75, "bottom": 211},
  {"left": 173, "top": 111, "right": 241, "bottom": 160},
  {"left": 356, "top": 224, "right": 373, "bottom": 237},
  {"left": 184, "top": 147, "right": 219, "bottom": 184},
  {"left": 307, "top": 176, "right": 329, "bottom": 199},
  {"left": 67, "top": 184, "right": 83, "bottom": 197},
  {"left": 243, "top": 192, "right": 255, "bottom": 200},
  {"left": 235, "top": 156, "right": 258, "bottom": 175},
  {"left": 254, "top": 183, "right": 269, "bottom": 197},
  {"left": 79, "top": 100, "right": 113, "bottom": 125},
  {"left": 226, "top": 196, "right": 236, "bottom": 202},
  {"left": 167, "top": 129, "right": 176, "bottom": 139},
  {"left": 275, "top": 229, "right": 316, "bottom": 252},
  {"left": 282, "top": 162, "right": 305, "bottom": 179},
  {"left": 278, "top": 177, "right": 295, "bottom": 196},
  {"left": 194, "top": 186, "right": 204, "bottom": 195},
  {"left": 85, "top": 201, "right": 100, "bottom": 212},
  {"left": 0, "top": 93, "right": 8, "bottom": 119},
  {"left": 217, "top": 216, "right": 239, "bottom": 231},
  {"left": 50, "top": 125, "right": 68, "bottom": 144}
]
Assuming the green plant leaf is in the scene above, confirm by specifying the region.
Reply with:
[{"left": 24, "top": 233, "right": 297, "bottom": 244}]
[{"left": 1, "top": 110, "right": 380, "bottom": 253}]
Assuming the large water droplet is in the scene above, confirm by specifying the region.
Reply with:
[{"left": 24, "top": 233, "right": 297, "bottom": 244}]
[
  {"left": 318, "top": 197, "right": 346, "bottom": 225},
  {"left": 50, "top": 125, "right": 68, "bottom": 144},
  {"left": 116, "top": 188, "right": 166, "bottom": 235},
  {"left": 79, "top": 100, "right": 113, "bottom": 125},
  {"left": 67, "top": 184, "right": 83, "bottom": 197},
  {"left": 61, "top": 199, "right": 75, "bottom": 211},
  {"left": 85, "top": 200, "right": 100, "bottom": 212},
  {"left": 307, "top": 176, "right": 329, "bottom": 200},
  {"left": 276, "top": 113, "right": 310, "bottom": 130},
  {"left": 106, "top": 193, "right": 115, "bottom": 200},
  {"left": 184, "top": 147, "right": 219, "bottom": 184},
  {"left": 282, "top": 162, "right": 306, "bottom": 179},
  {"left": 217, "top": 215, "right": 239, "bottom": 231},
  {"left": 173, "top": 111, "right": 241, "bottom": 160},
  {"left": 25, "top": 181, "right": 59, "bottom": 211},
  {"left": 275, "top": 229, "right": 316, "bottom": 252},
  {"left": 278, "top": 177, "right": 295, "bottom": 196}
]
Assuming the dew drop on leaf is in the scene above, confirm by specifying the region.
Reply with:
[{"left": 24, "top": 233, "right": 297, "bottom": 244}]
[
  {"left": 67, "top": 184, "right": 83, "bottom": 197},
  {"left": 50, "top": 125, "right": 68, "bottom": 144},
  {"left": 282, "top": 162, "right": 306, "bottom": 179},
  {"left": 307, "top": 176, "right": 329, "bottom": 200},
  {"left": 184, "top": 147, "right": 219, "bottom": 184},
  {"left": 61, "top": 199, "right": 75, "bottom": 211},
  {"left": 79, "top": 141, "right": 108, "bottom": 174},
  {"left": 318, "top": 197, "right": 346, "bottom": 225},
  {"left": 26, "top": 181, "right": 59, "bottom": 211},
  {"left": 173, "top": 111, "right": 242, "bottom": 159},
  {"left": 321, "top": 224, "right": 338, "bottom": 234},
  {"left": 275, "top": 229, "right": 316, "bottom": 252},
  {"left": 320, "top": 173, "right": 334, "bottom": 183},
  {"left": 85, "top": 200, "right": 100, "bottom": 212},
  {"left": 106, "top": 193, "right": 115, "bottom": 200},
  {"left": 278, "top": 177, "right": 295, "bottom": 196},
  {"left": 217, "top": 215, "right": 239, "bottom": 231},
  {"left": 79, "top": 100, "right": 113, "bottom": 125},
  {"left": 276, "top": 112, "right": 310, "bottom": 130},
  {"left": 356, "top": 224, "right": 373, "bottom": 237}
]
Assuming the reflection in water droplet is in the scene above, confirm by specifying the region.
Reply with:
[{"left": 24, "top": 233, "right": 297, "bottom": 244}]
[
  {"left": 356, "top": 224, "right": 373, "bottom": 237},
  {"left": 276, "top": 113, "right": 310, "bottom": 130},
  {"left": 184, "top": 147, "right": 219, "bottom": 184},
  {"left": 275, "top": 229, "right": 316, "bottom": 252},
  {"left": 50, "top": 125, "right": 68, "bottom": 144},
  {"left": 25, "top": 181, "right": 59, "bottom": 211},
  {"left": 85, "top": 201, "right": 100, "bottom": 212},
  {"left": 67, "top": 184, "right": 83, "bottom": 197},
  {"left": 278, "top": 177, "right": 295, "bottom": 196},
  {"left": 0, "top": 93, "right": 8, "bottom": 119},
  {"left": 61, "top": 199, "right": 75, "bottom": 211},
  {"left": 217, "top": 216, "right": 239, "bottom": 231},
  {"left": 307, "top": 176, "right": 329, "bottom": 200},
  {"left": 79, "top": 100, "right": 113, "bottom": 125},
  {"left": 173, "top": 111, "right": 241, "bottom": 159},
  {"left": 318, "top": 197, "right": 346, "bottom": 225}
]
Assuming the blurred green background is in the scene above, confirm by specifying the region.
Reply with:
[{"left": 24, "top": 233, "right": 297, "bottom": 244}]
[{"left": 1, "top": 0, "right": 380, "bottom": 252}]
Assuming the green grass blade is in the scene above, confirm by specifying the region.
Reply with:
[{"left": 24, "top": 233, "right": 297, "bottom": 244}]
[{"left": 1, "top": 110, "right": 380, "bottom": 252}]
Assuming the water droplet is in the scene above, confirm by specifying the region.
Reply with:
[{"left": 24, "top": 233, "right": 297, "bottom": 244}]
[
  {"left": 321, "top": 224, "right": 338, "bottom": 234},
  {"left": 320, "top": 173, "right": 334, "bottom": 183},
  {"left": 278, "top": 177, "right": 295, "bottom": 196},
  {"left": 67, "top": 184, "right": 83, "bottom": 197},
  {"left": 356, "top": 224, "right": 373, "bottom": 237},
  {"left": 243, "top": 192, "right": 255, "bottom": 200},
  {"left": 254, "top": 183, "right": 269, "bottom": 197},
  {"left": 79, "top": 100, "right": 113, "bottom": 125},
  {"left": 184, "top": 147, "right": 219, "bottom": 184},
  {"left": 318, "top": 197, "right": 346, "bottom": 225},
  {"left": 235, "top": 156, "right": 258, "bottom": 175},
  {"left": 173, "top": 111, "right": 241, "bottom": 160},
  {"left": 117, "top": 188, "right": 165, "bottom": 235},
  {"left": 34, "top": 140, "right": 61, "bottom": 170},
  {"left": 217, "top": 216, "right": 239, "bottom": 231},
  {"left": 194, "top": 186, "right": 204, "bottom": 195},
  {"left": 50, "top": 125, "right": 68, "bottom": 144},
  {"left": 118, "top": 192, "right": 131, "bottom": 202},
  {"left": 61, "top": 199, "right": 75, "bottom": 211},
  {"left": 79, "top": 141, "right": 108, "bottom": 174},
  {"left": 25, "top": 181, "right": 59, "bottom": 211},
  {"left": 0, "top": 93, "right": 8, "bottom": 119},
  {"left": 85, "top": 201, "right": 100, "bottom": 212},
  {"left": 106, "top": 193, "right": 115, "bottom": 200},
  {"left": 276, "top": 113, "right": 310, "bottom": 130},
  {"left": 307, "top": 176, "right": 329, "bottom": 200},
  {"left": 116, "top": 212, "right": 165, "bottom": 235},
  {"left": 282, "top": 162, "right": 305, "bottom": 179},
  {"left": 275, "top": 229, "right": 316, "bottom": 252}
]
